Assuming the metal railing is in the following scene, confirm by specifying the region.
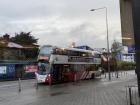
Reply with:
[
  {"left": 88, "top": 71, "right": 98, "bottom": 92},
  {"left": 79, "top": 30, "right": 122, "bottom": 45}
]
[
  {"left": 126, "top": 85, "right": 140, "bottom": 105},
  {"left": 0, "top": 78, "right": 37, "bottom": 93}
]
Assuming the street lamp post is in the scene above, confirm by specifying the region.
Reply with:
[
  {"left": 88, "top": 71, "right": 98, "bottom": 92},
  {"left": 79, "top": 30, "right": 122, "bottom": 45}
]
[{"left": 90, "top": 7, "right": 111, "bottom": 80}]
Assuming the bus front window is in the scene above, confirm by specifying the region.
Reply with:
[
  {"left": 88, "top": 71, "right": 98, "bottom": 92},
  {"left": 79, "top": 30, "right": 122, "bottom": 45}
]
[{"left": 38, "top": 63, "right": 50, "bottom": 75}]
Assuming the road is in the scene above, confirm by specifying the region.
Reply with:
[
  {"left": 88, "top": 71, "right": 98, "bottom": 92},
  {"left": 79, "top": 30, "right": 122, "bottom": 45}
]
[{"left": 0, "top": 70, "right": 137, "bottom": 105}]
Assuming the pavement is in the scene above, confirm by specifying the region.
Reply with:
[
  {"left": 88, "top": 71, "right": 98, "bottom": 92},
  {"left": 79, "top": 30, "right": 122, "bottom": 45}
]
[{"left": 0, "top": 70, "right": 138, "bottom": 105}]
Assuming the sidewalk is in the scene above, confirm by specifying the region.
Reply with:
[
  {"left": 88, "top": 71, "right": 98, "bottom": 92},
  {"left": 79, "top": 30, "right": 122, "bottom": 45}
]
[{"left": 0, "top": 70, "right": 138, "bottom": 105}]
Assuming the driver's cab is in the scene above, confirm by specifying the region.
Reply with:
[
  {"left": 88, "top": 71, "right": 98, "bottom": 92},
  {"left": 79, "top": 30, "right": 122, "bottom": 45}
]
[
  {"left": 37, "top": 45, "right": 53, "bottom": 75},
  {"left": 37, "top": 61, "right": 50, "bottom": 75}
]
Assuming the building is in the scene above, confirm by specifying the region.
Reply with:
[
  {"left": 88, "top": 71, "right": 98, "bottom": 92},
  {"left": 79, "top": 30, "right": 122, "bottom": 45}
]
[
  {"left": 0, "top": 40, "right": 38, "bottom": 80},
  {"left": 120, "top": 0, "right": 134, "bottom": 47},
  {"left": 132, "top": 0, "right": 140, "bottom": 95},
  {"left": 120, "top": 0, "right": 140, "bottom": 94},
  {"left": 120, "top": 0, "right": 136, "bottom": 62}
]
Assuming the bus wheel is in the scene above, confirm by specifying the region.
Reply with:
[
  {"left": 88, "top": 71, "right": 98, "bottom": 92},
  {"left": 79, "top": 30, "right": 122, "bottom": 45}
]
[{"left": 91, "top": 73, "right": 95, "bottom": 79}]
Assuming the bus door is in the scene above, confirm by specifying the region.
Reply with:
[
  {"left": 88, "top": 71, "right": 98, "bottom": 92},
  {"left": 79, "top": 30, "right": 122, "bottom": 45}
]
[
  {"left": 52, "top": 65, "right": 62, "bottom": 82},
  {"left": 62, "top": 65, "right": 71, "bottom": 82}
]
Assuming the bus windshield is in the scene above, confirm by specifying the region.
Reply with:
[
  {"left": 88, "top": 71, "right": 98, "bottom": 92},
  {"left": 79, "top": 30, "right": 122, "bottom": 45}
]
[{"left": 38, "top": 62, "right": 50, "bottom": 75}]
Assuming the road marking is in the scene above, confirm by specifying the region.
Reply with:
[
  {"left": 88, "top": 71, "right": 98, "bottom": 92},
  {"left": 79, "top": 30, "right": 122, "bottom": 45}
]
[{"left": 0, "top": 84, "right": 17, "bottom": 88}]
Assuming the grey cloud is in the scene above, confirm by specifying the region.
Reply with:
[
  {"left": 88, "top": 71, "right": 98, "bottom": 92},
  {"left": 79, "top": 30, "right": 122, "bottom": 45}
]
[
  {"left": 0, "top": 0, "right": 121, "bottom": 48},
  {"left": 0, "top": 0, "right": 119, "bottom": 20}
]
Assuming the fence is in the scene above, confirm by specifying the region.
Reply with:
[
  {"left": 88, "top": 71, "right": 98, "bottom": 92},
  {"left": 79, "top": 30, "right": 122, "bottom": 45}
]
[
  {"left": 126, "top": 85, "right": 140, "bottom": 105},
  {"left": 0, "top": 78, "right": 38, "bottom": 93}
]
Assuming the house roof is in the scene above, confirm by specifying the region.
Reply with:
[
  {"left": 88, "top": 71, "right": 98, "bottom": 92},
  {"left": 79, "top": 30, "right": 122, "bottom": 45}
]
[{"left": 0, "top": 39, "right": 39, "bottom": 48}]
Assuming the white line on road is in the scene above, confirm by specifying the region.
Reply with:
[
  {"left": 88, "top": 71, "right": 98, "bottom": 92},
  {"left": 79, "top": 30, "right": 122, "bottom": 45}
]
[{"left": 0, "top": 84, "right": 18, "bottom": 88}]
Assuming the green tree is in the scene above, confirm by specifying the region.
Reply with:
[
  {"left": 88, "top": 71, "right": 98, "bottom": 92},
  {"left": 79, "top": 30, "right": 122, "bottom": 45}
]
[
  {"left": 0, "top": 33, "right": 10, "bottom": 41},
  {"left": 11, "top": 32, "right": 38, "bottom": 45},
  {"left": 3, "top": 33, "right": 10, "bottom": 41},
  {"left": 111, "top": 40, "right": 123, "bottom": 59}
]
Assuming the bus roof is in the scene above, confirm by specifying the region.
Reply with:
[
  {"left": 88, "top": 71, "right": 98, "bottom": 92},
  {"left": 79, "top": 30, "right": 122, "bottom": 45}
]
[{"left": 41, "top": 45, "right": 101, "bottom": 54}]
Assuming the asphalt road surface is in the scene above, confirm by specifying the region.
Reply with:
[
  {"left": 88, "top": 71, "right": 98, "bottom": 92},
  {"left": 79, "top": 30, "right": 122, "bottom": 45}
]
[{"left": 0, "top": 70, "right": 137, "bottom": 105}]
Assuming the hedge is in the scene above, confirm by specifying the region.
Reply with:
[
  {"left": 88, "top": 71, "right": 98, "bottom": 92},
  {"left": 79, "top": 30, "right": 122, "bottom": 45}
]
[{"left": 117, "top": 61, "right": 136, "bottom": 70}]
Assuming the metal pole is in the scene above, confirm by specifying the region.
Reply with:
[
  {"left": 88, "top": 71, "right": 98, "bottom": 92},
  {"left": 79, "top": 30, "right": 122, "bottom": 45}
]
[
  {"left": 116, "top": 69, "right": 119, "bottom": 78},
  {"left": 90, "top": 7, "right": 111, "bottom": 80},
  {"left": 104, "top": 7, "right": 111, "bottom": 80},
  {"left": 36, "top": 79, "right": 38, "bottom": 89},
  {"left": 18, "top": 78, "right": 21, "bottom": 92},
  {"left": 105, "top": 7, "right": 111, "bottom": 81},
  {"left": 128, "top": 87, "right": 133, "bottom": 105}
]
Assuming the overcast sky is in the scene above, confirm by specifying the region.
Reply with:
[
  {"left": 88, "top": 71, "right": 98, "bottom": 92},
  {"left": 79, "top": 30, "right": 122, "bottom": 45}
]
[{"left": 0, "top": 0, "right": 121, "bottom": 48}]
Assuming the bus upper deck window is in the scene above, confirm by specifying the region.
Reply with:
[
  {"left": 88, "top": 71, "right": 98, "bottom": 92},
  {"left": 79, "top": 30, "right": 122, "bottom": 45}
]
[{"left": 40, "top": 46, "right": 52, "bottom": 55}]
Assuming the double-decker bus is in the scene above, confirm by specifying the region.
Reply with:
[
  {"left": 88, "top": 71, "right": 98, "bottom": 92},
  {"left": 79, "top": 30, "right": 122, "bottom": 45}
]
[{"left": 35, "top": 45, "right": 102, "bottom": 84}]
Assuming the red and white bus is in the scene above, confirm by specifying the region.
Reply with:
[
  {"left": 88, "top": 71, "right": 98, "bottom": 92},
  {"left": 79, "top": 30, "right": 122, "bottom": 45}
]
[{"left": 35, "top": 45, "right": 102, "bottom": 84}]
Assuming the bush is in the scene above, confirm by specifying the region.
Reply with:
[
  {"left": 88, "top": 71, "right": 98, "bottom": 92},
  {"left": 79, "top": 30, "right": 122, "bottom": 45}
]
[{"left": 117, "top": 61, "right": 136, "bottom": 70}]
